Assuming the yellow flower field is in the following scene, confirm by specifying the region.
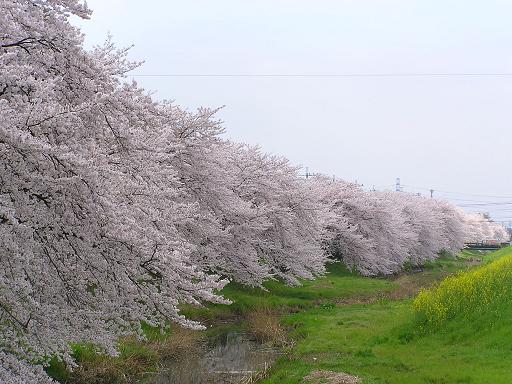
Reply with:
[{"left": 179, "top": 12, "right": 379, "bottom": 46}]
[{"left": 414, "top": 252, "right": 512, "bottom": 329}]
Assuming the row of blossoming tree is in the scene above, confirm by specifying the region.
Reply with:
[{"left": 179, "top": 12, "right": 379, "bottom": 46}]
[{"left": 0, "top": 1, "right": 509, "bottom": 382}]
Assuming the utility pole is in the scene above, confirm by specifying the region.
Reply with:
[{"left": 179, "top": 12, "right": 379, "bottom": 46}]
[
  {"left": 430, "top": 189, "right": 434, "bottom": 198},
  {"left": 299, "top": 167, "right": 311, "bottom": 179},
  {"left": 395, "top": 178, "right": 401, "bottom": 192}
]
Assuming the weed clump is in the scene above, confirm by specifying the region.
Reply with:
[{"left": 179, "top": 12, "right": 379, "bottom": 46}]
[
  {"left": 46, "top": 326, "right": 203, "bottom": 383},
  {"left": 246, "top": 308, "right": 288, "bottom": 347}
]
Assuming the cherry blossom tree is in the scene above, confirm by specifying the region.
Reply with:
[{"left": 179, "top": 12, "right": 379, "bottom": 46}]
[
  {"left": 162, "top": 116, "right": 328, "bottom": 285},
  {"left": 218, "top": 144, "right": 327, "bottom": 285},
  {"left": 315, "top": 177, "right": 469, "bottom": 276},
  {"left": 1, "top": 1, "right": 228, "bottom": 381},
  {"left": 377, "top": 191, "right": 443, "bottom": 265},
  {"left": 427, "top": 200, "right": 466, "bottom": 253},
  {"left": 0, "top": 1, "right": 489, "bottom": 381},
  {"left": 316, "top": 179, "right": 413, "bottom": 275},
  {"left": 464, "top": 213, "right": 510, "bottom": 243}
]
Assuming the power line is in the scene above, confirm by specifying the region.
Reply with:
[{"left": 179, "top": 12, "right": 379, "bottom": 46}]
[
  {"left": 401, "top": 184, "right": 512, "bottom": 199},
  {"left": 432, "top": 197, "right": 512, "bottom": 203},
  {"left": 394, "top": 183, "right": 512, "bottom": 225},
  {"left": 457, "top": 202, "right": 512, "bottom": 207},
  {"left": 299, "top": 176, "right": 511, "bottom": 219},
  {"left": 129, "top": 73, "right": 512, "bottom": 78}
]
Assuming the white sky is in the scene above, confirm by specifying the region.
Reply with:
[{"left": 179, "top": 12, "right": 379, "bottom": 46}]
[{"left": 73, "top": 0, "right": 512, "bottom": 223}]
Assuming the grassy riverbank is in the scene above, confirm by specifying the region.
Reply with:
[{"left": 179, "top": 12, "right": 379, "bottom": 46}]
[
  {"left": 49, "top": 247, "right": 512, "bottom": 383},
  {"left": 262, "top": 247, "right": 512, "bottom": 384}
]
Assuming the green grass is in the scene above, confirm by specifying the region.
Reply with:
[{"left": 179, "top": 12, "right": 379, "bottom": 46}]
[
  {"left": 46, "top": 339, "right": 161, "bottom": 383},
  {"left": 49, "top": 248, "right": 512, "bottom": 383},
  {"left": 48, "top": 263, "right": 393, "bottom": 383},
  {"left": 47, "top": 323, "right": 201, "bottom": 383},
  {"left": 262, "top": 300, "right": 512, "bottom": 383},
  {"left": 261, "top": 247, "right": 512, "bottom": 384},
  {"left": 182, "top": 263, "right": 394, "bottom": 321},
  {"left": 185, "top": 254, "right": 478, "bottom": 322}
]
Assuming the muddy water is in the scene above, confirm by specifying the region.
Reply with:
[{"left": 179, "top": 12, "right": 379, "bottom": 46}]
[{"left": 154, "top": 331, "right": 280, "bottom": 384}]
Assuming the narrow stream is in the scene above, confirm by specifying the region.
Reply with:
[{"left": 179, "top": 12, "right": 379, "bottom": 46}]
[{"left": 154, "top": 331, "right": 281, "bottom": 384}]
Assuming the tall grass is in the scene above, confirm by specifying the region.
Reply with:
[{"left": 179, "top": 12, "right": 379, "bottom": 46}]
[
  {"left": 46, "top": 325, "right": 203, "bottom": 383},
  {"left": 414, "top": 248, "right": 512, "bottom": 330}
]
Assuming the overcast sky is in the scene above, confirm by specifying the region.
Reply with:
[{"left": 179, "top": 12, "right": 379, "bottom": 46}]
[{"left": 73, "top": 0, "right": 512, "bottom": 222}]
